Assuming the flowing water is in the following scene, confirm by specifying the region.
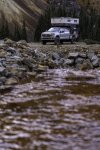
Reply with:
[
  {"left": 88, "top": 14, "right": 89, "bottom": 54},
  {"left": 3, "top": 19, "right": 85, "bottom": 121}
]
[{"left": 0, "top": 69, "right": 100, "bottom": 150}]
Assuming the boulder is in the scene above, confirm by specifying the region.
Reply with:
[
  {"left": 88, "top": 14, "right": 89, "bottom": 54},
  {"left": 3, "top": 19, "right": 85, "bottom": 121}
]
[
  {"left": 5, "top": 77, "right": 18, "bottom": 85},
  {"left": 63, "top": 59, "right": 74, "bottom": 67},
  {"left": 68, "top": 52, "right": 79, "bottom": 59},
  {"left": 4, "top": 38, "right": 16, "bottom": 46},
  {"left": 79, "top": 59, "right": 93, "bottom": 70},
  {"left": 87, "top": 51, "right": 95, "bottom": 60},
  {"left": 92, "top": 57, "right": 100, "bottom": 67},
  {"left": 36, "top": 65, "right": 48, "bottom": 72},
  {"left": 79, "top": 53, "right": 87, "bottom": 58},
  {"left": 75, "top": 57, "right": 84, "bottom": 64},
  {"left": 52, "top": 52, "right": 60, "bottom": 60},
  {"left": 0, "top": 67, "right": 5, "bottom": 76},
  {"left": 6, "top": 47, "right": 16, "bottom": 55}
]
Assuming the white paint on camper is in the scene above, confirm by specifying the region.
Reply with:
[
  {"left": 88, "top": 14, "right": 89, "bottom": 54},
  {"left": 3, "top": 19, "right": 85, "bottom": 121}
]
[{"left": 51, "top": 17, "right": 79, "bottom": 25}]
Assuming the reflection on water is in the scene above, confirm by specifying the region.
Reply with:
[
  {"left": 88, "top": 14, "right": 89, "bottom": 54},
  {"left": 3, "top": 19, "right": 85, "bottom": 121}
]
[{"left": 0, "top": 69, "right": 100, "bottom": 150}]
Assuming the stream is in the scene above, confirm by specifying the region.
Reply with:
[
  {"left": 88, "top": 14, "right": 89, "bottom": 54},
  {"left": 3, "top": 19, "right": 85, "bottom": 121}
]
[{"left": 0, "top": 69, "right": 100, "bottom": 150}]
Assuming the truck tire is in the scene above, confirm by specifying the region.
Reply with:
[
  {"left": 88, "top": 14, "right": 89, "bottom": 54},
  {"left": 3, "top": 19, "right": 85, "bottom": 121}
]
[
  {"left": 42, "top": 41, "right": 46, "bottom": 45},
  {"left": 54, "top": 36, "right": 60, "bottom": 45}
]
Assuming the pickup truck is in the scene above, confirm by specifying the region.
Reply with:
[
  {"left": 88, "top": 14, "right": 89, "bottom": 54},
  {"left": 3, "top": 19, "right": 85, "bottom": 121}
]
[{"left": 41, "top": 27, "right": 76, "bottom": 45}]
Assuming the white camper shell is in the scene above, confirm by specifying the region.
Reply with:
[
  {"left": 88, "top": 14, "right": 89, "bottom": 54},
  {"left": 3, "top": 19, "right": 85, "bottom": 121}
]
[{"left": 51, "top": 17, "right": 79, "bottom": 26}]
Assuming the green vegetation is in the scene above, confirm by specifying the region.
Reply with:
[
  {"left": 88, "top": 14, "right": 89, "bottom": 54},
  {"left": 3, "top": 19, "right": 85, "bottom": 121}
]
[
  {"left": 80, "top": 7, "right": 100, "bottom": 41},
  {"left": 0, "top": 20, "right": 27, "bottom": 41}
]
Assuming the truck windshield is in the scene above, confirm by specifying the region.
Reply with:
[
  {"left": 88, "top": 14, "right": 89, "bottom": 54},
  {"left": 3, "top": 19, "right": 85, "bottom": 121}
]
[{"left": 48, "top": 27, "right": 60, "bottom": 32}]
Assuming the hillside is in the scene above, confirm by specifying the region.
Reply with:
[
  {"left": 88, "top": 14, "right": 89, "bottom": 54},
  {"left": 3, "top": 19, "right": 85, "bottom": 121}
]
[
  {"left": 0, "top": 0, "right": 48, "bottom": 41},
  {"left": 77, "top": 0, "right": 100, "bottom": 12}
]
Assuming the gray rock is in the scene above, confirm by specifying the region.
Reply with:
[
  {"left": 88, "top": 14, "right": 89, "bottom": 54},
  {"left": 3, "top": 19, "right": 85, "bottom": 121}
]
[
  {"left": 68, "top": 52, "right": 79, "bottom": 59},
  {"left": 0, "top": 77, "right": 6, "bottom": 85},
  {"left": 79, "top": 53, "right": 87, "bottom": 58},
  {"left": 91, "top": 55, "right": 98, "bottom": 61},
  {"left": 75, "top": 58, "right": 84, "bottom": 64},
  {"left": 0, "top": 67, "right": 5, "bottom": 75},
  {"left": 88, "top": 54, "right": 100, "bottom": 67},
  {"left": 59, "top": 58, "right": 65, "bottom": 66},
  {"left": 87, "top": 52, "right": 95, "bottom": 60},
  {"left": 5, "top": 77, "right": 18, "bottom": 85},
  {"left": 97, "top": 54, "right": 100, "bottom": 58},
  {"left": 4, "top": 38, "right": 16, "bottom": 46},
  {"left": 52, "top": 52, "right": 60, "bottom": 60},
  {"left": 36, "top": 65, "right": 48, "bottom": 72},
  {"left": 0, "top": 85, "right": 13, "bottom": 93},
  {"left": 27, "top": 72, "right": 36, "bottom": 78},
  {"left": 17, "top": 40, "right": 27, "bottom": 46},
  {"left": 92, "top": 58, "right": 100, "bottom": 67},
  {"left": 63, "top": 59, "right": 74, "bottom": 67},
  {"left": 79, "top": 59, "right": 93, "bottom": 70},
  {"left": 6, "top": 47, "right": 16, "bottom": 53}
]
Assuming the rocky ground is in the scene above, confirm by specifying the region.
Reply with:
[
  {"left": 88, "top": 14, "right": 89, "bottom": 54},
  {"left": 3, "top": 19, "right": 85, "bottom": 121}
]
[{"left": 0, "top": 39, "right": 100, "bottom": 92}]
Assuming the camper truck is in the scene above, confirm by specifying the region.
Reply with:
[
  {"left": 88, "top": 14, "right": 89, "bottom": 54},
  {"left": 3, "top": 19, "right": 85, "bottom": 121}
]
[{"left": 41, "top": 17, "right": 79, "bottom": 45}]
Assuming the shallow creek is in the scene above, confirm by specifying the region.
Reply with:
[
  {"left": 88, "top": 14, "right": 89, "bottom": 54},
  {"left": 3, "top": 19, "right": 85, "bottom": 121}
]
[{"left": 0, "top": 69, "right": 100, "bottom": 150}]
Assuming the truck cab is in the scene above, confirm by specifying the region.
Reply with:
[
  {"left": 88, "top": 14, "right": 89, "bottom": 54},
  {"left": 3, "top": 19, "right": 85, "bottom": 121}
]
[{"left": 41, "top": 27, "right": 74, "bottom": 45}]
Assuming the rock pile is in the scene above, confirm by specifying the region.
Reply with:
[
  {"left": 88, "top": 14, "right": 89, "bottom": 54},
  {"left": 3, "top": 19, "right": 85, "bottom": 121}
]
[{"left": 0, "top": 39, "right": 100, "bottom": 92}]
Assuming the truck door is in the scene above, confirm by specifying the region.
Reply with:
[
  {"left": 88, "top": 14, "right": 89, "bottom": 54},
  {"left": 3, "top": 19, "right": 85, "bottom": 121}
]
[
  {"left": 60, "top": 28, "right": 70, "bottom": 40},
  {"left": 59, "top": 28, "right": 65, "bottom": 39}
]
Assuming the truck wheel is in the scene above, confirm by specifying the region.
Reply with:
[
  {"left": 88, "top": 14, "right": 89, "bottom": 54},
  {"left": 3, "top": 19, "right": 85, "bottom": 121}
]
[
  {"left": 42, "top": 41, "right": 46, "bottom": 45},
  {"left": 54, "top": 36, "right": 60, "bottom": 45}
]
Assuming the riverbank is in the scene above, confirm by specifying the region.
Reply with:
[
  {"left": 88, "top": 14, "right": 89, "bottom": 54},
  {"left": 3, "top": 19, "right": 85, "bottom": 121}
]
[{"left": 0, "top": 39, "right": 100, "bottom": 92}]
